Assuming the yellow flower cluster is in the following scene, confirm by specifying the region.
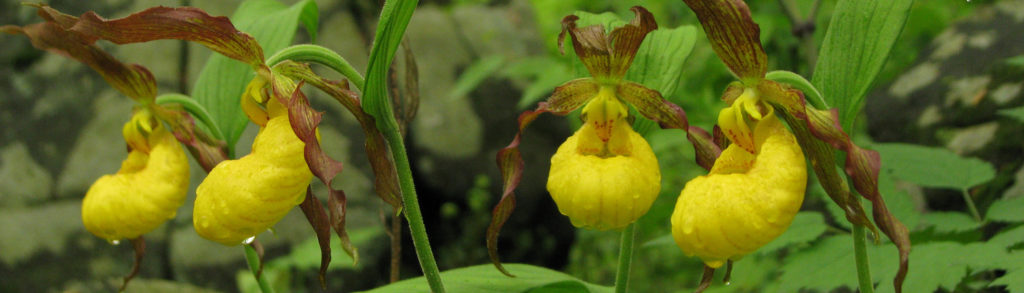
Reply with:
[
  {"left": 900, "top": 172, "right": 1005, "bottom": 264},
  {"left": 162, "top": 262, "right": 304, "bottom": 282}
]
[
  {"left": 547, "top": 87, "right": 661, "bottom": 230},
  {"left": 671, "top": 89, "right": 806, "bottom": 268},
  {"left": 82, "top": 110, "right": 190, "bottom": 242}
]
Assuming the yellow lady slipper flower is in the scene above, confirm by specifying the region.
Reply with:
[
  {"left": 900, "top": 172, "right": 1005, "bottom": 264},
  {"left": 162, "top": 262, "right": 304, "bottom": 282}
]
[
  {"left": 670, "top": 89, "right": 806, "bottom": 268},
  {"left": 547, "top": 87, "right": 661, "bottom": 231},
  {"left": 193, "top": 80, "right": 313, "bottom": 246},
  {"left": 82, "top": 110, "right": 190, "bottom": 242}
]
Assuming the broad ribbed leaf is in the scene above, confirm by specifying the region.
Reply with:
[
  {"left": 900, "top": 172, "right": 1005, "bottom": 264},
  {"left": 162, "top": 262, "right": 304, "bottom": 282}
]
[
  {"left": 362, "top": 0, "right": 417, "bottom": 135},
  {"left": 812, "top": 0, "right": 912, "bottom": 131},
  {"left": 361, "top": 263, "right": 612, "bottom": 293},
  {"left": 873, "top": 143, "right": 996, "bottom": 190},
  {"left": 681, "top": 0, "right": 766, "bottom": 83},
  {"left": 192, "top": 0, "right": 318, "bottom": 151}
]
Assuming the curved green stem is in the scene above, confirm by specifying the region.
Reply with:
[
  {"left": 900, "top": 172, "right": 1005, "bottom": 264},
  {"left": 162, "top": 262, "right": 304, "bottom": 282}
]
[
  {"left": 266, "top": 44, "right": 366, "bottom": 91},
  {"left": 615, "top": 223, "right": 637, "bottom": 293},
  {"left": 155, "top": 93, "right": 226, "bottom": 143},
  {"left": 244, "top": 245, "right": 275, "bottom": 293},
  {"left": 385, "top": 131, "right": 445, "bottom": 293},
  {"left": 961, "top": 188, "right": 982, "bottom": 222},
  {"left": 853, "top": 224, "right": 874, "bottom": 293}
]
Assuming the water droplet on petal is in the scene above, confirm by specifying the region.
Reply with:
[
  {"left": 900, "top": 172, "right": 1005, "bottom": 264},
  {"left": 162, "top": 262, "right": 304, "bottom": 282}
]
[{"left": 242, "top": 236, "right": 256, "bottom": 245}]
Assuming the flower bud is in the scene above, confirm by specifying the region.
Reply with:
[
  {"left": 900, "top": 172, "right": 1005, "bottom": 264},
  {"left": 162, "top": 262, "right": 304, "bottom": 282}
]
[
  {"left": 671, "top": 108, "right": 806, "bottom": 268},
  {"left": 547, "top": 91, "right": 660, "bottom": 230},
  {"left": 193, "top": 94, "right": 312, "bottom": 246},
  {"left": 82, "top": 111, "right": 190, "bottom": 242}
]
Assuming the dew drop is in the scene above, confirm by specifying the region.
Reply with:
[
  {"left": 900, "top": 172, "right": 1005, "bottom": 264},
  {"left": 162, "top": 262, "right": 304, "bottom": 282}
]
[
  {"left": 242, "top": 236, "right": 256, "bottom": 245},
  {"left": 110, "top": 240, "right": 121, "bottom": 246}
]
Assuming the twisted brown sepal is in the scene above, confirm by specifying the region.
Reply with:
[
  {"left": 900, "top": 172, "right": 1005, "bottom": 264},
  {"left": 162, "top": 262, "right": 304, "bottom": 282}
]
[
  {"left": 3, "top": 11, "right": 229, "bottom": 170},
  {"left": 119, "top": 237, "right": 145, "bottom": 292},
  {"left": 152, "top": 104, "right": 228, "bottom": 172},
  {"left": 616, "top": 81, "right": 721, "bottom": 170},
  {"left": 389, "top": 37, "right": 420, "bottom": 137},
  {"left": 759, "top": 80, "right": 910, "bottom": 292},
  {"left": 681, "top": 0, "right": 766, "bottom": 84},
  {"left": 558, "top": 6, "right": 657, "bottom": 81},
  {"left": 31, "top": 4, "right": 265, "bottom": 66},
  {"left": 2, "top": 21, "right": 156, "bottom": 103},
  {"left": 275, "top": 61, "right": 404, "bottom": 210},
  {"left": 273, "top": 76, "right": 359, "bottom": 273},
  {"left": 298, "top": 187, "right": 331, "bottom": 288},
  {"left": 488, "top": 77, "right": 606, "bottom": 276}
]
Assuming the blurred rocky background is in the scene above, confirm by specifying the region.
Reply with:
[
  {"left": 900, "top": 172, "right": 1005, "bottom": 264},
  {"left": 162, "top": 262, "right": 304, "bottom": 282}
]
[{"left": 1, "top": 0, "right": 1022, "bottom": 292}]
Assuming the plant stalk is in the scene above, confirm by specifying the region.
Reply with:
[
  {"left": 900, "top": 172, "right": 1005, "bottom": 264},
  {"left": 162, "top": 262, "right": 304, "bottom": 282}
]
[
  {"left": 852, "top": 224, "right": 873, "bottom": 293},
  {"left": 385, "top": 132, "right": 445, "bottom": 292},
  {"left": 244, "top": 244, "right": 275, "bottom": 293},
  {"left": 614, "top": 223, "right": 637, "bottom": 293},
  {"left": 961, "top": 188, "right": 982, "bottom": 222}
]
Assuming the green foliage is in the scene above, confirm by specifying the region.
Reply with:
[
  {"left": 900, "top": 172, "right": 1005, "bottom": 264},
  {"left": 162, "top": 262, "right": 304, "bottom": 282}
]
[
  {"left": 757, "top": 212, "right": 827, "bottom": 255},
  {"left": 873, "top": 143, "right": 996, "bottom": 190},
  {"left": 987, "top": 196, "right": 1024, "bottom": 222},
  {"left": 191, "top": 0, "right": 318, "bottom": 153},
  {"left": 1000, "top": 106, "right": 1024, "bottom": 123},
  {"left": 360, "top": 264, "right": 612, "bottom": 293},
  {"left": 450, "top": 56, "right": 505, "bottom": 99},
  {"left": 812, "top": 0, "right": 913, "bottom": 130}
]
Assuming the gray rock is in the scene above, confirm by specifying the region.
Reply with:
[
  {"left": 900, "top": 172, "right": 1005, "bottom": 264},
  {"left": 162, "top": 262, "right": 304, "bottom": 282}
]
[
  {"left": 0, "top": 201, "right": 82, "bottom": 266},
  {"left": 0, "top": 142, "right": 53, "bottom": 207},
  {"left": 55, "top": 90, "right": 133, "bottom": 198}
]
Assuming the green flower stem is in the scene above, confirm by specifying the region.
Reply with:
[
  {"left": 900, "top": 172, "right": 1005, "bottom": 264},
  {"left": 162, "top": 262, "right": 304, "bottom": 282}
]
[
  {"left": 852, "top": 224, "right": 873, "bottom": 293},
  {"left": 244, "top": 244, "right": 275, "bottom": 293},
  {"left": 614, "top": 223, "right": 637, "bottom": 293},
  {"left": 266, "top": 44, "right": 366, "bottom": 91},
  {"left": 155, "top": 93, "right": 226, "bottom": 143},
  {"left": 385, "top": 131, "right": 446, "bottom": 293},
  {"left": 961, "top": 188, "right": 982, "bottom": 222}
]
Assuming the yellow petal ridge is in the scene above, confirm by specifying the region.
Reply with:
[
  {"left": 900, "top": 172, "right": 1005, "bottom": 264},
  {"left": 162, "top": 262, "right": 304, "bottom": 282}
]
[
  {"left": 82, "top": 116, "right": 190, "bottom": 242},
  {"left": 193, "top": 96, "right": 313, "bottom": 246},
  {"left": 547, "top": 120, "right": 660, "bottom": 231},
  {"left": 671, "top": 110, "right": 806, "bottom": 268}
]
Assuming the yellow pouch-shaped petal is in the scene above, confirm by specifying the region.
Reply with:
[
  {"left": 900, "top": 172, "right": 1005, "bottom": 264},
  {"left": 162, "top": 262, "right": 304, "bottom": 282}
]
[
  {"left": 547, "top": 122, "right": 660, "bottom": 231},
  {"left": 193, "top": 104, "right": 312, "bottom": 246},
  {"left": 82, "top": 123, "right": 190, "bottom": 242},
  {"left": 670, "top": 112, "right": 806, "bottom": 268}
]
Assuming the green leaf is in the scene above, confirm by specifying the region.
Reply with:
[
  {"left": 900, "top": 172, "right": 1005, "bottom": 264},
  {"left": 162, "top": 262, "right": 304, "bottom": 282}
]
[
  {"left": 571, "top": 11, "right": 627, "bottom": 33},
  {"left": 873, "top": 143, "right": 996, "bottom": 190},
  {"left": 993, "top": 269, "right": 1024, "bottom": 293},
  {"left": 757, "top": 212, "right": 827, "bottom": 255},
  {"left": 987, "top": 196, "right": 1024, "bottom": 222},
  {"left": 1000, "top": 106, "right": 1024, "bottom": 123},
  {"left": 449, "top": 55, "right": 505, "bottom": 99},
  {"left": 626, "top": 25, "right": 697, "bottom": 99},
  {"left": 990, "top": 224, "right": 1024, "bottom": 249},
  {"left": 272, "top": 227, "right": 381, "bottom": 271},
  {"left": 191, "top": 0, "right": 318, "bottom": 152},
  {"left": 362, "top": 0, "right": 417, "bottom": 135},
  {"left": 358, "top": 263, "right": 612, "bottom": 293},
  {"left": 920, "top": 212, "right": 981, "bottom": 234},
  {"left": 812, "top": 0, "right": 912, "bottom": 130},
  {"left": 777, "top": 235, "right": 873, "bottom": 292}
]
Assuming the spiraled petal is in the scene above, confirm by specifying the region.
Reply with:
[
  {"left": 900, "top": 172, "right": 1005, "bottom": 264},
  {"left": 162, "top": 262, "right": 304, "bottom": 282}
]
[
  {"left": 671, "top": 113, "right": 805, "bottom": 267},
  {"left": 82, "top": 125, "right": 190, "bottom": 241},
  {"left": 193, "top": 104, "right": 312, "bottom": 246}
]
